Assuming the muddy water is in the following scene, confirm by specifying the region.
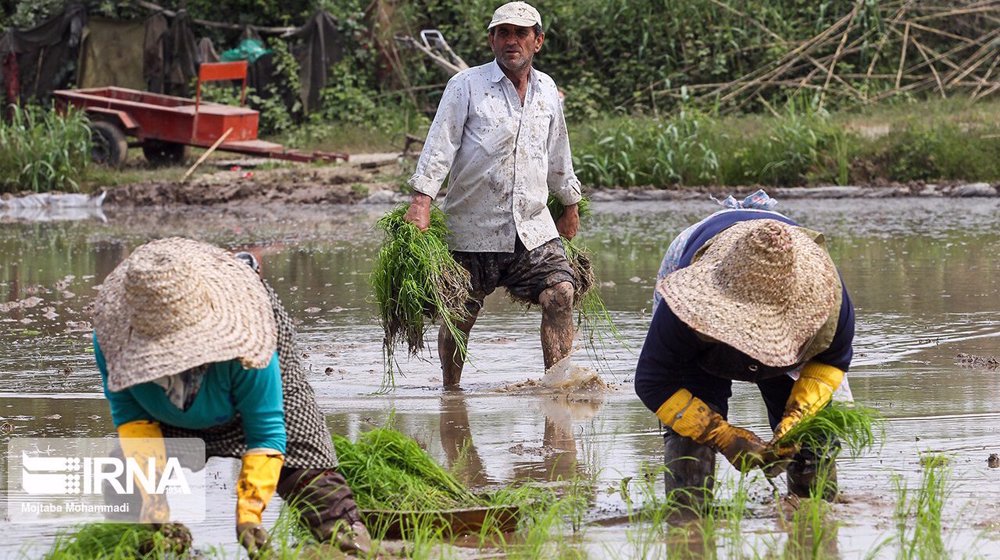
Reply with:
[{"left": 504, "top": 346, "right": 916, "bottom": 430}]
[{"left": 1, "top": 198, "right": 999, "bottom": 558}]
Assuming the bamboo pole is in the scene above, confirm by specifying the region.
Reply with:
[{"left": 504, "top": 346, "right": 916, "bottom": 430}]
[
  {"left": 819, "top": 1, "right": 862, "bottom": 108},
  {"left": 182, "top": 128, "right": 233, "bottom": 183},
  {"left": 864, "top": 0, "right": 915, "bottom": 85},
  {"left": 910, "top": 38, "right": 946, "bottom": 98},
  {"left": 972, "top": 54, "right": 1000, "bottom": 98},
  {"left": 718, "top": 8, "right": 858, "bottom": 104},
  {"left": 895, "top": 23, "right": 910, "bottom": 89}
]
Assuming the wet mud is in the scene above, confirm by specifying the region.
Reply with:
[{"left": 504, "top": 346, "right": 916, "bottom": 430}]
[
  {"left": 103, "top": 155, "right": 407, "bottom": 207},
  {"left": 1, "top": 197, "right": 999, "bottom": 557}
]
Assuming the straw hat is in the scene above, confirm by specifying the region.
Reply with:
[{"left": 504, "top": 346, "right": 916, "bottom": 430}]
[
  {"left": 94, "top": 237, "right": 277, "bottom": 392},
  {"left": 657, "top": 219, "right": 839, "bottom": 367}
]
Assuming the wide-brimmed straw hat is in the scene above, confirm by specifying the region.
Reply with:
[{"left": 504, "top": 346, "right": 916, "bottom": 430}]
[
  {"left": 657, "top": 219, "right": 839, "bottom": 367},
  {"left": 94, "top": 237, "right": 277, "bottom": 392}
]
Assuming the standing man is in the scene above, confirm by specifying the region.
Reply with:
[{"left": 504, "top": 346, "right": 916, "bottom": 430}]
[{"left": 404, "top": 1, "right": 583, "bottom": 388}]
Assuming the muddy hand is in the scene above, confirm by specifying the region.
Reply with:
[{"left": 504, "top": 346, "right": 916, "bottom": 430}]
[
  {"left": 150, "top": 523, "right": 193, "bottom": 554},
  {"left": 716, "top": 426, "right": 774, "bottom": 472},
  {"left": 760, "top": 443, "right": 799, "bottom": 478},
  {"left": 555, "top": 203, "right": 579, "bottom": 240},
  {"left": 237, "top": 522, "right": 271, "bottom": 558},
  {"left": 404, "top": 193, "right": 432, "bottom": 231}
]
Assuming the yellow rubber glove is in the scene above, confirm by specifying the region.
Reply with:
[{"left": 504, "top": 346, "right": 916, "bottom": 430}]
[
  {"left": 235, "top": 451, "right": 284, "bottom": 555},
  {"left": 117, "top": 420, "right": 170, "bottom": 523},
  {"left": 772, "top": 362, "right": 845, "bottom": 442},
  {"left": 656, "top": 389, "right": 771, "bottom": 472}
]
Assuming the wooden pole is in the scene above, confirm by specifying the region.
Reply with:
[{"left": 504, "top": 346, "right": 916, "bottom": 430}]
[{"left": 182, "top": 128, "right": 233, "bottom": 183}]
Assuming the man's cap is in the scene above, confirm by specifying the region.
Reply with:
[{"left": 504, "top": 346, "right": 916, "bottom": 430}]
[{"left": 488, "top": 2, "right": 542, "bottom": 31}]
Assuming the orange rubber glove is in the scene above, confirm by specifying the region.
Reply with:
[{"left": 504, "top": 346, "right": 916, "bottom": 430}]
[
  {"left": 235, "top": 451, "right": 284, "bottom": 557},
  {"left": 772, "top": 362, "right": 845, "bottom": 443},
  {"left": 656, "top": 389, "right": 772, "bottom": 473},
  {"left": 117, "top": 420, "right": 170, "bottom": 523}
]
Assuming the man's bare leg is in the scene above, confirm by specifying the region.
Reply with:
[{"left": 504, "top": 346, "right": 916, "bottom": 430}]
[
  {"left": 439, "top": 300, "right": 481, "bottom": 388},
  {"left": 539, "top": 281, "right": 575, "bottom": 369}
]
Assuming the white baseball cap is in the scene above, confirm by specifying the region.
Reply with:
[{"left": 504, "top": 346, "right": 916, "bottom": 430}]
[{"left": 488, "top": 2, "right": 542, "bottom": 31}]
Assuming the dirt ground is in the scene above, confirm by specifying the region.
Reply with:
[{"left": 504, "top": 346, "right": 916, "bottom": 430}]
[
  {"left": 103, "top": 153, "right": 409, "bottom": 206},
  {"left": 91, "top": 151, "right": 997, "bottom": 207}
]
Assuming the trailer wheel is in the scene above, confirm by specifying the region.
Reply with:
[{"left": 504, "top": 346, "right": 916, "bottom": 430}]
[
  {"left": 142, "top": 140, "right": 189, "bottom": 166},
  {"left": 90, "top": 121, "right": 128, "bottom": 167}
]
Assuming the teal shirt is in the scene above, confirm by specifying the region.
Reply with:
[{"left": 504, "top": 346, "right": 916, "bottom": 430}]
[{"left": 95, "top": 335, "right": 287, "bottom": 454}]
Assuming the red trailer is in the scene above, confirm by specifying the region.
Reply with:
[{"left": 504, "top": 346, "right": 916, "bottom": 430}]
[{"left": 53, "top": 61, "right": 348, "bottom": 167}]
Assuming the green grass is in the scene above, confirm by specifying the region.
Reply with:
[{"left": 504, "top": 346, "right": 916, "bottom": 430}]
[
  {"left": 371, "top": 205, "right": 472, "bottom": 389},
  {"left": 43, "top": 523, "right": 190, "bottom": 559},
  {"left": 570, "top": 97, "right": 1000, "bottom": 188},
  {"left": 0, "top": 104, "right": 91, "bottom": 194}
]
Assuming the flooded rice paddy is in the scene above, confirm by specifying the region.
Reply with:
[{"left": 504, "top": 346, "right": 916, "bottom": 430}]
[{"left": 1, "top": 197, "right": 999, "bottom": 558}]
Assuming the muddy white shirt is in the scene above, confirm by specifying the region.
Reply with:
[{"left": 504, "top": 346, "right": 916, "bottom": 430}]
[{"left": 408, "top": 60, "right": 582, "bottom": 252}]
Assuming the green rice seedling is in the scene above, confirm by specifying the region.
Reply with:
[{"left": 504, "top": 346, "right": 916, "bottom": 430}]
[
  {"left": 775, "top": 401, "right": 884, "bottom": 457},
  {"left": 893, "top": 454, "right": 951, "bottom": 560},
  {"left": 781, "top": 494, "right": 840, "bottom": 560},
  {"left": 371, "top": 205, "right": 472, "bottom": 389},
  {"left": 332, "top": 427, "right": 481, "bottom": 511},
  {"left": 266, "top": 500, "right": 319, "bottom": 558},
  {"left": 508, "top": 487, "right": 588, "bottom": 560},
  {"left": 618, "top": 465, "right": 672, "bottom": 559},
  {"left": 43, "top": 523, "right": 191, "bottom": 559},
  {"left": 547, "top": 195, "right": 592, "bottom": 221}
]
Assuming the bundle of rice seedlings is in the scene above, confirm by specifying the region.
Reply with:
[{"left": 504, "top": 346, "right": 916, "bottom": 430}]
[
  {"left": 547, "top": 196, "right": 625, "bottom": 357},
  {"left": 333, "top": 427, "right": 483, "bottom": 511},
  {"left": 45, "top": 523, "right": 191, "bottom": 559},
  {"left": 371, "top": 205, "right": 472, "bottom": 388},
  {"left": 775, "top": 401, "right": 884, "bottom": 457},
  {"left": 547, "top": 195, "right": 591, "bottom": 222}
]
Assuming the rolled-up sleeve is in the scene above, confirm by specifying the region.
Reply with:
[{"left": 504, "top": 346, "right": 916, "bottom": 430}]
[
  {"left": 546, "top": 98, "right": 582, "bottom": 206},
  {"left": 408, "top": 74, "right": 470, "bottom": 199}
]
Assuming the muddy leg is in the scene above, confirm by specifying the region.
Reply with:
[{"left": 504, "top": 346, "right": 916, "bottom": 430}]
[
  {"left": 663, "top": 429, "right": 716, "bottom": 512},
  {"left": 787, "top": 445, "right": 840, "bottom": 501},
  {"left": 439, "top": 299, "right": 481, "bottom": 388},
  {"left": 277, "top": 468, "right": 372, "bottom": 555},
  {"left": 539, "top": 281, "right": 575, "bottom": 369}
]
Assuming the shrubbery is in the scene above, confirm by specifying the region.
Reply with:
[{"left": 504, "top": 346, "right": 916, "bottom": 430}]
[
  {"left": 0, "top": 105, "right": 91, "bottom": 193},
  {"left": 571, "top": 99, "right": 1000, "bottom": 188}
]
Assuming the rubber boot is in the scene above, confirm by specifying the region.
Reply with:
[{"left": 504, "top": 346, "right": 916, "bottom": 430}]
[
  {"left": 663, "top": 429, "right": 716, "bottom": 512},
  {"left": 787, "top": 447, "right": 839, "bottom": 501}
]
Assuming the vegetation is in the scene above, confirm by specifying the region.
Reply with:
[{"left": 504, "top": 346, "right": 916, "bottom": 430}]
[
  {"left": 572, "top": 98, "right": 1000, "bottom": 188},
  {"left": 332, "top": 426, "right": 480, "bottom": 511},
  {"left": 775, "top": 401, "right": 884, "bottom": 457},
  {"left": 0, "top": 105, "right": 91, "bottom": 194},
  {"left": 371, "top": 205, "right": 471, "bottom": 388},
  {"left": 4, "top": 1, "right": 999, "bottom": 190},
  {"left": 44, "top": 523, "right": 190, "bottom": 559},
  {"left": 892, "top": 454, "right": 952, "bottom": 559}
]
